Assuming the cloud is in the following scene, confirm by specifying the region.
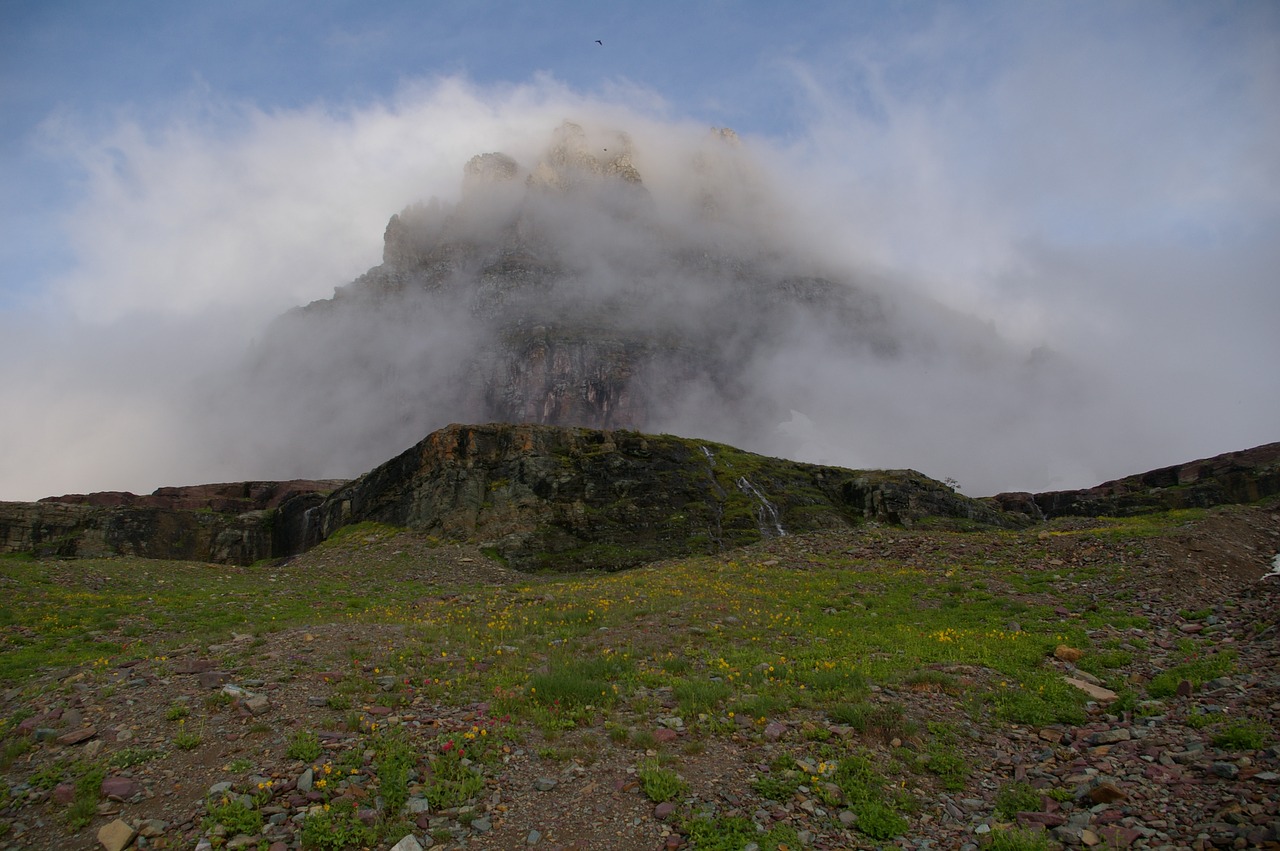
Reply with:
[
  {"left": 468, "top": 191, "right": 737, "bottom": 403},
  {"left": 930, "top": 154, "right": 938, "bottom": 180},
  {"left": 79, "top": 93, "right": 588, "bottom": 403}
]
[{"left": 2, "top": 4, "right": 1277, "bottom": 502}]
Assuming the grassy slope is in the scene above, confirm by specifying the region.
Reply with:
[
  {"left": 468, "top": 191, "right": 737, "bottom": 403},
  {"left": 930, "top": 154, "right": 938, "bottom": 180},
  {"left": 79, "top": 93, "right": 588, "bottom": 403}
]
[{"left": 0, "top": 508, "right": 1269, "bottom": 850}]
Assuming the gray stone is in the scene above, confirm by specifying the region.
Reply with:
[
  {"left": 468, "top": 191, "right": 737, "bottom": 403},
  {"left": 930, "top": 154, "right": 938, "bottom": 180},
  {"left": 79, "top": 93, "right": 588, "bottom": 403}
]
[
  {"left": 389, "top": 836, "right": 424, "bottom": 851},
  {"left": 470, "top": 817, "right": 491, "bottom": 833},
  {"left": 533, "top": 777, "right": 557, "bottom": 791},
  {"left": 297, "top": 768, "right": 313, "bottom": 792},
  {"left": 1089, "top": 728, "right": 1131, "bottom": 745},
  {"left": 137, "top": 820, "right": 167, "bottom": 838},
  {"left": 526, "top": 830, "right": 542, "bottom": 845}
]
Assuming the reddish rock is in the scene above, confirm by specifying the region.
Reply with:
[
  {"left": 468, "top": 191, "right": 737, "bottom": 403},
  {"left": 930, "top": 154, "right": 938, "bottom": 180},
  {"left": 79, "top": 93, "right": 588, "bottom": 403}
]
[
  {"left": 653, "top": 728, "right": 678, "bottom": 743},
  {"left": 654, "top": 802, "right": 676, "bottom": 819},
  {"left": 102, "top": 776, "right": 141, "bottom": 800},
  {"left": 1088, "top": 781, "right": 1128, "bottom": 804},
  {"left": 198, "top": 671, "right": 231, "bottom": 688},
  {"left": 1017, "top": 812, "right": 1067, "bottom": 828},
  {"left": 1097, "top": 826, "right": 1142, "bottom": 847},
  {"left": 174, "top": 659, "right": 215, "bottom": 674},
  {"left": 764, "top": 721, "right": 787, "bottom": 741},
  {"left": 53, "top": 783, "right": 76, "bottom": 804},
  {"left": 1055, "top": 645, "right": 1084, "bottom": 663}
]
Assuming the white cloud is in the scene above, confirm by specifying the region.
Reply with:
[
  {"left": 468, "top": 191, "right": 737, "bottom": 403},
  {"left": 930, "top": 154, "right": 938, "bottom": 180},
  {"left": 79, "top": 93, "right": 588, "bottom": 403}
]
[{"left": 2, "top": 3, "right": 1277, "bottom": 502}]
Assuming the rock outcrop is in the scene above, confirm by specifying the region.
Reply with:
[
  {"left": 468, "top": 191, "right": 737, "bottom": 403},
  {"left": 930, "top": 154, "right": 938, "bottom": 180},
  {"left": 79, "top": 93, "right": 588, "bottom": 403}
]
[
  {"left": 6, "top": 426, "right": 1277, "bottom": 569},
  {"left": 993, "top": 442, "right": 1280, "bottom": 520},
  {"left": 0, "top": 480, "right": 345, "bottom": 564},
  {"left": 312, "top": 422, "right": 1019, "bottom": 571}
]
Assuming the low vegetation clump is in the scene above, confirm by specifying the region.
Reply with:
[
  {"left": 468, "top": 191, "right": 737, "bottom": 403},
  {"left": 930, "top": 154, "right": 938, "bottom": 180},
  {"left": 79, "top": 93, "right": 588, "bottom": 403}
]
[
  {"left": 203, "top": 794, "right": 263, "bottom": 837},
  {"left": 994, "top": 780, "right": 1043, "bottom": 819},
  {"left": 1211, "top": 718, "right": 1269, "bottom": 750},
  {"left": 986, "top": 827, "right": 1053, "bottom": 851},
  {"left": 636, "top": 757, "right": 688, "bottom": 802},
  {"left": 682, "top": 814, "right": 800, "bottom": 850},
  {"left": 300, "top": 799, "right": 376, "bottom": 851},
  {"left": 285, "top": 730, "right": 323, "bottom": 762}
]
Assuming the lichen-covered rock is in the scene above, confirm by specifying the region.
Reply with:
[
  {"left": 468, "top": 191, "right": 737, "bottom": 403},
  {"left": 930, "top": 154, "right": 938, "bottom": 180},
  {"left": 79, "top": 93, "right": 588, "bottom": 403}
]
[{"left": 315, "top": 422, "right": 1021, "bottom": 571}]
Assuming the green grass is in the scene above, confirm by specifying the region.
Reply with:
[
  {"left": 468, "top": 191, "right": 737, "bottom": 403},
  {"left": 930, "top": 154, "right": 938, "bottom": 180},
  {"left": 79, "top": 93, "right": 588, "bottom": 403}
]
[
  {"left": 1148, "top": 651, "right": 1237, "bottom": 698},
  {"left": 682, "top": 814, "right": 800, "bottom": 850}
]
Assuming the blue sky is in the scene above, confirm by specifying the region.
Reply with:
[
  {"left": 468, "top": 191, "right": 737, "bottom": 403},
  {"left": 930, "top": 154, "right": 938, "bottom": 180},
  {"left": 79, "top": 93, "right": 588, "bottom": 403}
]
[{"left": 1, "top": 0, "right": 1277, "bottom": 499}]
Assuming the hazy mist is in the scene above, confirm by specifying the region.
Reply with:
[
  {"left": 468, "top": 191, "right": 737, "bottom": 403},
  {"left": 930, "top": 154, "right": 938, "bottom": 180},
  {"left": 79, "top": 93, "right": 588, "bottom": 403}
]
[{"left": 2, "top": 50, "right": 1276, "bottom": 500}]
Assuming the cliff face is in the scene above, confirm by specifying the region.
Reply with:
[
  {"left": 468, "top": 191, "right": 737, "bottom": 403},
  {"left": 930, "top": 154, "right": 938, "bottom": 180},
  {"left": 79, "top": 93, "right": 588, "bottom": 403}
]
[{"left": 313, "top": 422, "right": 1019, "bottom": 571}]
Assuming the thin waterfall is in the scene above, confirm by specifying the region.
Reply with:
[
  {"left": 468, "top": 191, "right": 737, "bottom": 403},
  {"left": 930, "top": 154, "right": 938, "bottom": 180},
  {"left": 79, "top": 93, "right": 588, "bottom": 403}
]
[{"left": 736, "top": 476, "right": 786, "bottom": 538}]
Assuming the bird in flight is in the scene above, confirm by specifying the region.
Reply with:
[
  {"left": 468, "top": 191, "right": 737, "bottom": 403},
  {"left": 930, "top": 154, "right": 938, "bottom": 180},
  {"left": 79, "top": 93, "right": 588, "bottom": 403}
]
[{"left": 595, "top": 39, "right": 603, "bottom": 45}]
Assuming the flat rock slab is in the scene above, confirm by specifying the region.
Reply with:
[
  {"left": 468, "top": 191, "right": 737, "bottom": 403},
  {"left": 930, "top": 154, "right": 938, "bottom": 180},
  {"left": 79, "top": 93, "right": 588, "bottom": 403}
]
[
  {"left": 57, "top": 726, "right": 97, "bottom": 745},
  {"left": 97, "top": 818, "right": 137, "bottom": 851},
  {"left": 1064, "top": 676, "right": 1118, "bottom": 702}
]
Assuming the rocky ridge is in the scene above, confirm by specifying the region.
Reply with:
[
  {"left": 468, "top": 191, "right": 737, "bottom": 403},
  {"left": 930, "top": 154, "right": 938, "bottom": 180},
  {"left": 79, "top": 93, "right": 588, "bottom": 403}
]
[{"left": 4, "top": 429, "right": 1277, "bottom": 569}]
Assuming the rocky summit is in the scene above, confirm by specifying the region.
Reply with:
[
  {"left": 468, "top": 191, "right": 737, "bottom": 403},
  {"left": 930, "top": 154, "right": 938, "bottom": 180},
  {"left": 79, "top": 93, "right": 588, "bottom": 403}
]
[{"left": 212, "top": 120, "right": 1064, "bottom": 486}]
